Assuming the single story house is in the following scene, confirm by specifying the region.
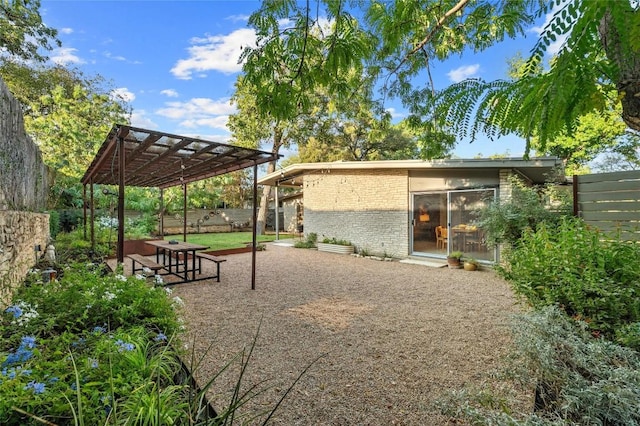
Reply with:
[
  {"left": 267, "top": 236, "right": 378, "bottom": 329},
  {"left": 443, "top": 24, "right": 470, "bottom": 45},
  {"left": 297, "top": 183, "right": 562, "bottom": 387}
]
[{"left": 258, "top": 158, "right": 565, "bottom": 263}]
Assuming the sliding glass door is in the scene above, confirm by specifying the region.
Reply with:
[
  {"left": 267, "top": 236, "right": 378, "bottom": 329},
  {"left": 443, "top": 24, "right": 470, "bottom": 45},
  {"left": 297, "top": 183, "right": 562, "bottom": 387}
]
[{"left": 411, "top": 189, "right": 496, "bottom": 262}]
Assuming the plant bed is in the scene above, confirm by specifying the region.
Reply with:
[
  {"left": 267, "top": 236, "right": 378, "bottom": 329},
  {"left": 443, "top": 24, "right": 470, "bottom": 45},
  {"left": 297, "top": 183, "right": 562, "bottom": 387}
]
[
  {"left": 122, "top": 238, "right": 162, "bottom": 256},
  {"left": 317, "top": 242, "right": 355, "bottom": 255}
]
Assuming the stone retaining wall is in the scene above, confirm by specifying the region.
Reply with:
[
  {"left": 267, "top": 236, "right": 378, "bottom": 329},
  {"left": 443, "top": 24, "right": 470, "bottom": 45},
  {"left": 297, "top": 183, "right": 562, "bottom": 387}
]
[
  {"left": 0, "top": 77, "right": 51, "bottom": 305},
  {"left": 0, "top": 211, "right": 50, "bottom": 305}
]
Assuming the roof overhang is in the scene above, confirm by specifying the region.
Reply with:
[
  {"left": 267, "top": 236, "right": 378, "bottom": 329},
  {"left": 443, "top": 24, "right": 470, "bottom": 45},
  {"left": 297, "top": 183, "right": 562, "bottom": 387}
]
[
  {"left": 81, "top": 124, "right": 280, "bottom": 189},
  {"left": 258, "top": 157, "right": 565, "bottom": 187}
]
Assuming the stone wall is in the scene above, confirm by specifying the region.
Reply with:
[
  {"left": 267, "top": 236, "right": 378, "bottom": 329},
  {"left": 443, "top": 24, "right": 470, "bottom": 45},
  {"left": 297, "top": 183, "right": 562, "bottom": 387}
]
[
  {"left": 0, "top": 77, "right": 51, "bottom": 304},
  {"left": 303, "top": 169, "right": 409, "bottom": 257},
  {"left": 0, "top": 78, "right": 49, "bottom": 211},
  {"left": 0, "top": 212, "right": 50, "bottom": 304}
]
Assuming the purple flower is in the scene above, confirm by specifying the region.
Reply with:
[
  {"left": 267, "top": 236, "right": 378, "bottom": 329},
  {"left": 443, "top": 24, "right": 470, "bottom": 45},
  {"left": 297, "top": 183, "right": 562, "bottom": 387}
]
[
  {"left": 93, "top": 326, "right": 106, "bottom": 334},
  {"left": 115, "top": 339, "right": 135, "bottom": 352},
  {"left": 5, "top": 305, "right": 22, "bottom": 318},
  {"left": 21, "top": 336, "right": 36, "bottom": 349},
  {"left": 25, "top": 381, "right": 46, "bottom": 394},
  {"left": 154, "top": 333, "right": 167, "bottom": 342}
]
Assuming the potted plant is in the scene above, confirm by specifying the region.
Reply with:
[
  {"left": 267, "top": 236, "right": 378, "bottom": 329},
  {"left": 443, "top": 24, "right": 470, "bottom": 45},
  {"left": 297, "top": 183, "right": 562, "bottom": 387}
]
[
  {"left": 447, "top": 251, "right": 463, "bottom": 268},
  {"left": 463, "top": 257, "right": 479, "bottom": 271}
]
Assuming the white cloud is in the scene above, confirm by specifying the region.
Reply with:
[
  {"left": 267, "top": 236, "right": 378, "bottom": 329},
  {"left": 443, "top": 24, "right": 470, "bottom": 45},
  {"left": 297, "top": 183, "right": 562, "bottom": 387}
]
[
  {"left": 156, "top": 97, "right": 235, "bottom": 120},
  {"left": 130, "top": 110, "right": 158, "bottom": 130},
  {"left": 112, "top": 87, "right": 136, "bottom": 102},
  {"left": 104, "top": 51, "right": 126, "bottom": 61},
  {"left": 156, "top": 97, "right": 235, "bottom": 131},
  {"left": 447, "top": 64, "right": 480, "bottom": 83},
  {"left": 160, "top": 89, "right": 179, "bottom": 98},
  {"left": 180, "top": 116, "right": 230, "bottom": 131},
  {"left": 171, "top": 28, "right": 256, "bottom": 79},
  {"left": 50, "top": 47, "right": 85, "bottom": 65},
  {"left": 60, "top": 27, "right": 73, "bottom": 35},
  {"left": 226, "top": 14, "right": 250, "bottom": 23},
  {"left": 386, "top": 107, "right": 406, "bottom": 120}
]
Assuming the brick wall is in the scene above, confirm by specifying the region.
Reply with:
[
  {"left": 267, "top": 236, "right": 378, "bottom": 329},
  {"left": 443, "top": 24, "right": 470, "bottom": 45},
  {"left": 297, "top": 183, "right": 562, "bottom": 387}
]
[{"left": 303, "top": 169, "right": 409, "bottom": 257}]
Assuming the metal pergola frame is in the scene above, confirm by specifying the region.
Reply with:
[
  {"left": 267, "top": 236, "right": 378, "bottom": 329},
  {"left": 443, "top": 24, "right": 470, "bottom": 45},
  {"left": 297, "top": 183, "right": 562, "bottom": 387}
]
[{"left": 81, "top": 124, "right": 281, "bottom": 289}]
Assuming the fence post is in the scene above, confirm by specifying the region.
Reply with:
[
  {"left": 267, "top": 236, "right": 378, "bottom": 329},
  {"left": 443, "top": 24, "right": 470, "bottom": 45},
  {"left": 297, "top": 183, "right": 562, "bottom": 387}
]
[{"left": 572, "top": 174, "right": 579, "bottom": 217}]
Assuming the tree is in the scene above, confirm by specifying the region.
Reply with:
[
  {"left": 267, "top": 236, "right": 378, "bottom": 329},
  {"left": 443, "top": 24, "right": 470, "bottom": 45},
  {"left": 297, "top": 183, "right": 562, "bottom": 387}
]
[
  {"left": 434, "top": 0, "right": 640, "bottom": 153},
  {"left": 244, "top": 0, "right": 639, "bottom": 159},
  {"left": 0, "top": 0, "right": 60, "bottom": 62},
  {"left": 0, "top": 63, "right": 131, "bottom": 207}
]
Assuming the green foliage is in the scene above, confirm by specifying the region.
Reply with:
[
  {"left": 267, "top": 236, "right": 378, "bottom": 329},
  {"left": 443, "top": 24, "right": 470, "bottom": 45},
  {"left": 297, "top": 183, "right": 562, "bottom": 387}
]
[
  {"left": 434, "top": 0, "right": 640, "bottom": 150},
  {"left": 0, "top": 62, "right": 131, "bottom": 192},
  {"left": 48, "top": 210, "right": 60, "bottom": 238},
  {"left": 477, "top": 176, "right": 571, "bottom": 248},
  {"left": 447, "top": 251, "right": 463, "bottom": 260},
  {"left": 439, "top": 307, "right": 640, "bottom": 425},
  {"left": 498, "top": 217, "right": 640, "bottom": 342},
  {"left": 294, "top": 232, "right": 317, "bottom": 249},
  {"left": 321, "top": 237, "right": 351, "bottom": 246},
  {"left": 510, "top": 307, "right": 640, "bottom": 424},
  {"left": 0, "top": 264, "right": 182, "bottom": 425},
  {"left": 0, "top": 0, "right": 60, "bottom": 62},
  {"left": 53, "top": 228, "right": 112, "bottom": 263}
]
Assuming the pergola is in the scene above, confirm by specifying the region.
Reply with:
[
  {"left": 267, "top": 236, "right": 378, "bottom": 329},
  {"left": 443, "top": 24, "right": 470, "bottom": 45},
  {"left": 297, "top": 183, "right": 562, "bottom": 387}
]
[{"left": 81, "top": 124, "right": 280, "bottom": 289}]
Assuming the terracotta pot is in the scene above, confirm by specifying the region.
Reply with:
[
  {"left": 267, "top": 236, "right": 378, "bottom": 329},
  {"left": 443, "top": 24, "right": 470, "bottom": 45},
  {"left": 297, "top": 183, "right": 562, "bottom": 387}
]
[{"left": 447, "top": 257, "right": 461, "bottom": 269}]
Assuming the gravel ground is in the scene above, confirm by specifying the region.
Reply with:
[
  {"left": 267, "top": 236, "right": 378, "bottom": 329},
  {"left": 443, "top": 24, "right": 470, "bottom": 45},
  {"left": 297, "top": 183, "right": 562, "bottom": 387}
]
[{"left": 133, "top": 243, "right": 526, "bottom": 425}]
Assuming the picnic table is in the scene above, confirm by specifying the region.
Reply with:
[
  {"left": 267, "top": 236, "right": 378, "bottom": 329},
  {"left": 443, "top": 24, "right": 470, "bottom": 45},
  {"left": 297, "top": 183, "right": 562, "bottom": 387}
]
[{"left": 142, "top": 240, "right": 225, "bottom": 284}]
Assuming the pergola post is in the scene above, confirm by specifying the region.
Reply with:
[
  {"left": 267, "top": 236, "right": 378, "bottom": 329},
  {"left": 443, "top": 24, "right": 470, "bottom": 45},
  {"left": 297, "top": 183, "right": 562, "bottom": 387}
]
[
  {"left": 251, "top": 162, "right": 258, "bottom": 290},
  {"left": 182, "top": 183, "right": 187, "bottom": 242},
  {"left": 83, "top": 185, "right": 87, "bottom": 240},
  {"left": 275, "top": 183, "right": 280, "bottom": 240},
  {"left": 90, "top": 182, "right": 95, "bottom": 252},
  {"left": 159, "top": 188, "right": 164, "bottom": 238},
  {"left": 116, "top": 136, "right": 125, "bottom": 264}
]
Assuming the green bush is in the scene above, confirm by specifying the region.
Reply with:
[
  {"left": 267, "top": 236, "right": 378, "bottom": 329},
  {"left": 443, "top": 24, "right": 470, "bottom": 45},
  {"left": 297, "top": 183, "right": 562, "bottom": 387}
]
[
  {"left": 48, "top": 210, "right": 60, "bottom": 238},
  {"left": 498, "top": 217, "right": 640, "bottom": 343},
  {"left": 0, "top": 264, "right": 183, "bottom": 425},
  {"left": 321, "top": 237, "right": 351, "bottom": 246},
  {"left": 437, "top": 307, "right": 640, "bottom": 425},
  {"left": 295, "top": 232, "right": 317, "bottom": 249},
  {"left": 477, "top": 176, "right": 570, "bottom": 248},
  {"left": 510, "top": 307, "right": 640, "bottom": 424}
]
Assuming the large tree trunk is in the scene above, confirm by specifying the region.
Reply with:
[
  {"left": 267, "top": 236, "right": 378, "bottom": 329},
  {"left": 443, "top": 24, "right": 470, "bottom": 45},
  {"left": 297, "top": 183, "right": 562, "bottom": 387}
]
[
  {"left": 599, "top": 6, "right": 640, "bottom": 132},
  {"left": 256, "top": 126, "right": 283, "bottom": 235}
]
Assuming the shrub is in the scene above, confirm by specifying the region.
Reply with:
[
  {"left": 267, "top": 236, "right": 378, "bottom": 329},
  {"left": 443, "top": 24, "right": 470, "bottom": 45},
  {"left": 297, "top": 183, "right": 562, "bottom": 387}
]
[
  {"left": 321, "top": 237, "right": 351, "bottom": 246},
  {"left": 510, "top": 307, "right": 640, "bottom": 424},
  {"left": 437, "top": 307, "right": 640, "bottom": 425},
  {"left": 0, "top": 264, "right": 183, "bottom": 425},
  {"left": 498, "top": 217, "right": 640, "bottom": 344},
  {"left": 477, "top": 176, "right": 570, "bottom": 248},
  {"left": 294, "top": 232, "right": 318, "bottom": 249}
]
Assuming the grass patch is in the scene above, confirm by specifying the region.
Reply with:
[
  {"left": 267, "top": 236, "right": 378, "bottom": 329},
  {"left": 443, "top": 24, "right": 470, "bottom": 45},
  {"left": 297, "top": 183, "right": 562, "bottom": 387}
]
[{"left": 164, "top": 232, "right": 293, "bottom": 251}]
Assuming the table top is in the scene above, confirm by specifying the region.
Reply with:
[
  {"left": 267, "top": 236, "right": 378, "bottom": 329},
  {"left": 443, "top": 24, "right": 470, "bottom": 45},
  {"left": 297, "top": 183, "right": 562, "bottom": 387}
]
[{"left": 145, "top": 240, "right": 209, "bottom": 251}]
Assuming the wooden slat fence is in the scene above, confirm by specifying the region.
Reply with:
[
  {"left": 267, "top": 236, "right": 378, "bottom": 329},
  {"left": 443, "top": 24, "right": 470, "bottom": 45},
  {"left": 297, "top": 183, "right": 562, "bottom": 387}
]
[{"left": 573, "top": 170, "right": 640, "bottom": 241}]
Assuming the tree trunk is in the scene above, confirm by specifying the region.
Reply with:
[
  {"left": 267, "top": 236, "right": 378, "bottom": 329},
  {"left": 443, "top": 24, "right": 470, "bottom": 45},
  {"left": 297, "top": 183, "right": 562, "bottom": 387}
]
[
  {"left": 599, "top": 6, "right": 640, "bottom": 132},
  {"left": 256, "top": 126, "right": 283, "bottom": 235}
]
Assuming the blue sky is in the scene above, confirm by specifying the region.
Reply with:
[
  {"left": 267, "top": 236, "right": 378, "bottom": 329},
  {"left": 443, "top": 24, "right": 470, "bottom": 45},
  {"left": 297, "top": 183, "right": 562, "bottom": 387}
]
[{"left": 40, "top": 1, "right": 559, "bottom": 160}]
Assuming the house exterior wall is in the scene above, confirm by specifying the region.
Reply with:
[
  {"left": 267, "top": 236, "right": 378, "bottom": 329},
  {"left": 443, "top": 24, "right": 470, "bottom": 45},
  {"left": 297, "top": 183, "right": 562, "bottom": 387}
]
[
  {"left": 303, "top": 169, "right": 409, "bottom": 257},
  {"left": 409, "top": 169, "right": 500, "bottom": 192}
]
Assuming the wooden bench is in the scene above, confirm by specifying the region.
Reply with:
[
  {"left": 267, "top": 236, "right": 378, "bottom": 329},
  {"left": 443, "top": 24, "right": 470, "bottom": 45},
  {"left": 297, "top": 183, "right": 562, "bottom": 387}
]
[
  {"left": 194, "top": 253, "right": 227, "bottom": 282},
  {"left": 127, "top": 254, "right": 165, "bottom": 276}
]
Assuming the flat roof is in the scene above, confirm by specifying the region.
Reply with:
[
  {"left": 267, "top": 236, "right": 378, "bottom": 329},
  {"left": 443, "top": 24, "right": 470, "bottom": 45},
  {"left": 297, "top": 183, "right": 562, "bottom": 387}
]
[
  {"left": 258, "top": 158, "right": 565, "bottom": 187},
  {"left": 82, "top": 125, "right": 280, "bottom": 189}
]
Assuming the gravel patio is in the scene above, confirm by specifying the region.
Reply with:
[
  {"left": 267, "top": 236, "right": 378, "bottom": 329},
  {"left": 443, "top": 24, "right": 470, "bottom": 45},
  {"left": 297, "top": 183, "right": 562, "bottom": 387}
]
[{"left": 128, "top": 243, "right": 527, "bottom": 424}]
